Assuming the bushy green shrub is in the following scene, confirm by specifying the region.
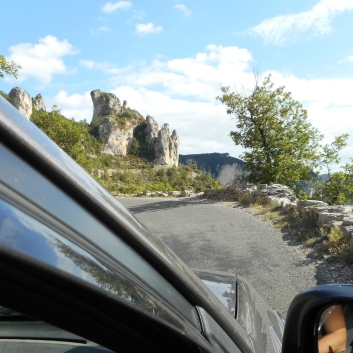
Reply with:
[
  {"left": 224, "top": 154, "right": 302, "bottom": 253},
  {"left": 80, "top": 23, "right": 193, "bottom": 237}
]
[{"left": 30, "top": 107, "right": 96, "bottom": 173}]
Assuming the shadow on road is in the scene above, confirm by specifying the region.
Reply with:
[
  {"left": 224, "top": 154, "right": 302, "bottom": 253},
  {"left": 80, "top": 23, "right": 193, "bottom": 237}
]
[{"left": 121, "top": 197, "right": 217, "bottom": 214}]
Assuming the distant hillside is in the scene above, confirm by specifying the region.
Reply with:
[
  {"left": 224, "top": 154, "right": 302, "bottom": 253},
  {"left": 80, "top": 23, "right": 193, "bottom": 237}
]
[{"left": 179, "top": 153, "right": 245, "bottom": 186}]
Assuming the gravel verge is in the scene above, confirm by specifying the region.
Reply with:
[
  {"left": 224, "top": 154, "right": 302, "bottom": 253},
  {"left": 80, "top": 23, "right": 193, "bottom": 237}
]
[{"left": 214, "top": 199, "right": 353, "bottom": 285}]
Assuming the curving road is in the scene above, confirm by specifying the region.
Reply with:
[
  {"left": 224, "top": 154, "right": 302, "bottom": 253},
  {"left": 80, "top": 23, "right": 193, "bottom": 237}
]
[{"left": 118, "top": 197, "right": 317, "bottom": 317}]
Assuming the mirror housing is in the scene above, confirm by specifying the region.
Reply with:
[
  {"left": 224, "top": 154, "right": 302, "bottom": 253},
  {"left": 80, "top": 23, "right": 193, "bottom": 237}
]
[{"left": 282, "top": 284, "right": 353, "bottom": 353}]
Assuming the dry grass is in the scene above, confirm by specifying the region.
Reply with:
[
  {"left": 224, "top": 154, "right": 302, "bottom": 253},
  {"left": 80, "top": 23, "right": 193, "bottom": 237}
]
[{"left": 243, "top": 200, "right": 353, "bottom": 264}]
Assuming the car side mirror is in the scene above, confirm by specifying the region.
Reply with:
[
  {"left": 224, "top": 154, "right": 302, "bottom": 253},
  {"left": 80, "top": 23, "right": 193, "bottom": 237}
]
[{"left": 282, "top": 284, "right": 353, "bottom": 353}]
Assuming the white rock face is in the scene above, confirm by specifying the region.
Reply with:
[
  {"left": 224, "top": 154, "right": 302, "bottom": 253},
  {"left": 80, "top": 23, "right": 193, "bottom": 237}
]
[
  {"left": 98, "top": 117, "right": 141, "bottom": 156},
  {"left": 146, "top": 115, "right": 159, "bottom": 142},
  {"left": 9, "top": 87, "right": 32, "bottom": 119},
  {"left": 90, "top": 89, "right": 122, "bottom": 123},
  {"left": 153, "top": 124, "right": 180, "bottom": 167},
  {"left": 32, "top": 94, "right": 46, "bottom": 111},
  {"left": 90, "top": 89, "right": 180, "bottom": 164}
]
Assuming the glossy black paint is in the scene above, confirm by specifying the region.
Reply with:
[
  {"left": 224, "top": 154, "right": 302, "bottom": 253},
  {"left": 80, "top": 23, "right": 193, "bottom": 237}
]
[
  {"left": 192, "top": 269, "right": 236, "bottom": 317},
  {"left": 237, "top": 276, "right": 283, "bottom": 353},
  {"left": 0, "top": 142, "right": 200, "bottom": 329},
  {"left": 0, "top": 197, "right": 210, "bottom": 350},
  {"left": 197, "top": 307, "right": 242, "bottom": 353}
]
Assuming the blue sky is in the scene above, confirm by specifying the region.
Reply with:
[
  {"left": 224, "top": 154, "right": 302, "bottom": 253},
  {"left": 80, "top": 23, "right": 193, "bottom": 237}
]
[{"left": 1, "top": 0, "right": 353, "bottom": 169}]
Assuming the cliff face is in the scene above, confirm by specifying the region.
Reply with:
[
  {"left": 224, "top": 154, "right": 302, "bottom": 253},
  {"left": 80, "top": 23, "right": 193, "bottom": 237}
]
[
  {"left": 153, "top": 124, "right": 180, "bottom": 167},
  {"left": 98, "top": 117, "right": 140, "bottom": 156},
  {"left": 9, "top": 87, "right": 33, "bottom": 119},
  {"left": 90, "top": 89, "right": 122, "bottom": 123},
  {"left": 90, "top": 89, "right": 180, "bottom": 166},
  {"left": 32, "top": 94, "right": 46, "bottom": 111},
  {"left": 90, "top": 90, "right": 143, "bottom": 156},
  {"left": 179, "top": 153, "right": 245, "bottom": 186},
  {"left": 7, "top": 88, "right": 47, "bottom": 119}
]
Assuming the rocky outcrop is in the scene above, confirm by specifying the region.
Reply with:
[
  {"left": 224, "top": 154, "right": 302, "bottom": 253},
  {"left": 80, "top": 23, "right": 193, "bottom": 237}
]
[
  {"left": 90, "top": 89, "right": 180, "bottom": 165},
  {"left": 32, "top": 94, "right": 46, "bottom": 111},
  {"left": 90, "top": 89, "right": 122, "bottom": 123},
  {"left": 91, "top": 89, "right": 138, "bottom": 156},
  {"left": 9, "top": 87, "right": 32, "bottom": 119},
  {"left": 98, "top": 117, "right": 140, "bottom": 156},
  {"left": 146, "top": 115, "right": 159, "bottom": 143},
  {"left": 153, "top": 124, "right": 180, "bottom": 167}
]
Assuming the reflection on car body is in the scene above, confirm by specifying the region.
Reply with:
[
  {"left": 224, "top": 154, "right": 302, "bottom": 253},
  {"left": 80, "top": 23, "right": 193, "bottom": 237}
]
[{"left": 1, "top": 95, "right": 353, "bottom": 353}]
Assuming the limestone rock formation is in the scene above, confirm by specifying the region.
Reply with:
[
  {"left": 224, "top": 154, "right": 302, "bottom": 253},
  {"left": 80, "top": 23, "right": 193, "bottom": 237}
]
[
  {"left": 153, "top": 124, "right": 180, "bottom": 167},
  {"left": 9, "top": 87, "right": 32, "bottom": 119},
  {"left": 90, "top": 89, "right": 180, "bottom": 165},
  {"left": 32, "top": 94, "right": 46, "bottom": 111},
  {"left": 90, "top": 89, "right": 144, "bottom": 156},
  {"left": 130, "top": 109, "right": 144, "bottom": 121},
  {"left": 90, "top": 89, "right": 122, "bottom": 123},
  {"left": 146, "top": 115, "right": 159, "bottom": 143},
  {"left": 98, "top": 117, "right": 140, "bottom": 156}
]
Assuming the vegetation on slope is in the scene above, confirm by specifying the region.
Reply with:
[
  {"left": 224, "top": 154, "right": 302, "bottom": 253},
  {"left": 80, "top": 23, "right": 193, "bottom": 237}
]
[{"left": 30, "top": 107, "right": 222, "bottom": 195}]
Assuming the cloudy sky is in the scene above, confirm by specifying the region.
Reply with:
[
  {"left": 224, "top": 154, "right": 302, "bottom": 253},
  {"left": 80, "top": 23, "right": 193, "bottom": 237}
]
[{"left": 1, "top": 0, "right": 352, "bottom": 169}]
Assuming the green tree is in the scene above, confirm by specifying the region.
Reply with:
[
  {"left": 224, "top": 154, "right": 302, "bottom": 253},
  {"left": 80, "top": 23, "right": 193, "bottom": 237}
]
[
  {"left": 217, "top": 74, "right": 323, "bottom": 187},
  {"left": 0, "top": 55, "right": 21, "bottom": 79},
  {"left": 315, "top": 172, "right": 353, "bottom": 205},
  {"left": 319, "top": 134, "right": 349, "bottom": 176},
  {"left": 30, "top": 107, "right": 94, "bottom": 172},
  {"left": 313, "top": 159, "right": 353, "bottom": 205}
]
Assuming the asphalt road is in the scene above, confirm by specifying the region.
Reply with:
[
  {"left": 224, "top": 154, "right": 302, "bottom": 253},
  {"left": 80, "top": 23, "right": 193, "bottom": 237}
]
[{"left": 118, "top": 197, "right": 317, "bottom": 317}]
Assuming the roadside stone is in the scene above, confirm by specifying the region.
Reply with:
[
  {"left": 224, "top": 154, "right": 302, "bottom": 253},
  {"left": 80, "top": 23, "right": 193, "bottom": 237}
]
[
  {"left": 181, "top": 190, "right": 192, "bottom": 197},
  {"left": 297, "top": 200, "right": 327, "bottom": 212},
  {"left": 342, "top": 217, "right": 353, "bottom": 226},
  {"left": 317, "top": 213, "right": 346, "bottom": 227},
  {"left": 168, "top": 191, "right": 181, "bottom": 197}
]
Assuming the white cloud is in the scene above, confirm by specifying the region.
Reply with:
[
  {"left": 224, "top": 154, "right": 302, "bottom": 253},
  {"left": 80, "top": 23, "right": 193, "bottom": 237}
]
[
  {"left": 174, "top": 4, "right": 192, "bottom": 16},
  {"left": 53, "top": 90, "right": 92, "bottom": 122},
  {"left": 132, "top": 10, "right": 146, "bottom": 20},
  {"left": 109, "top": 45, "right": 253, "bottom": 101},
  {"left": 6, "top": 36, "right": 77, "bottom": 84},
  {"left": 80, "top": 60, "right": 96, "bottom": 69},
  {"left": 99, "top": 26, "right": 110, "bottom": 32},
  {"left": 135, "top": 22, "right": 163, "bottom": 35},
  {"left": 338, "top": 54, "right": 353, "bottom": 63},
  {"left": 101, "top": 1, "right": 132, "bottom": 13},
  {"left": 247, "top": 0, "right": 353, "bottom": 45},
  {"left": 79, "top": 59, "right": 125, "bottom": 74},
  {"left": 89, "top": 26, "right": 111, "bottom": 36},
  {"left": 57, "top": 44, "right": 353, "bottom": 163}
]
